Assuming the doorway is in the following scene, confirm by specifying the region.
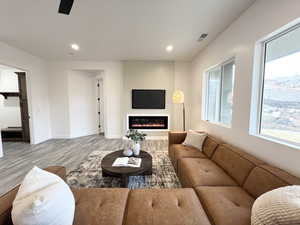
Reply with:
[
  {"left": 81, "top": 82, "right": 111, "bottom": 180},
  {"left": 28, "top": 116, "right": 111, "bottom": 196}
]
[{"left": 0, "top": 67, "right": 30, "bottom": 142}]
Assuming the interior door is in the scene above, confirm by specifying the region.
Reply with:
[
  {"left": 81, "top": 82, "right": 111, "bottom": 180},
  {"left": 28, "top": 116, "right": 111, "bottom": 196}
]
[{"left": 16, "top": 72, "right": 30, "bottom": 142}]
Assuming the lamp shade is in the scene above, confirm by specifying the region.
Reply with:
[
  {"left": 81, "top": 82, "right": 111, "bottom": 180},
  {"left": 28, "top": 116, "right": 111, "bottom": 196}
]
[{"left": 172, "top": 90, "right": 184, "bottom": 104}]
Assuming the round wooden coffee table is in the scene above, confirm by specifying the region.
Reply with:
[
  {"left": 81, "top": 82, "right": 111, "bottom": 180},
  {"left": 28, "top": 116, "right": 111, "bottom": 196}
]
[{"left": 101, "top": 150, "right": 152, "bottom": 187}]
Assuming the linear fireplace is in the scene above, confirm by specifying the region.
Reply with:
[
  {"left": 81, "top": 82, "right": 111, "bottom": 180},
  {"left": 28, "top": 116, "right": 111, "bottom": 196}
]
[{"left": 127, "top": 115, "right": 169, "bottom": 130}]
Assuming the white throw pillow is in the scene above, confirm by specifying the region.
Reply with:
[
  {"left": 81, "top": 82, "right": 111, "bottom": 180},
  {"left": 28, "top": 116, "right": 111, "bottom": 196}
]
[
  {"left": 183, "top": 130, "right": 207, "bottom": 150},
  {"left": 251, "top": 185, "right": 300, "bottom": 225},
  {"left": 12, "top": 166, "right": 75, "bottom": 225}
]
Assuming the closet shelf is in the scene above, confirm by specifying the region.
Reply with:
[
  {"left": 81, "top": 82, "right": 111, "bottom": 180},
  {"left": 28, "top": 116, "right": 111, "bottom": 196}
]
[{"left": 0, "top": 92, "right": 19, "bottom": 99}]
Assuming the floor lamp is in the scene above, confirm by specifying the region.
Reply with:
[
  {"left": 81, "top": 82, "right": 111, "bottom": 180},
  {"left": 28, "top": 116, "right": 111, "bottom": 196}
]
[{"left": 172, "top": 90, "right": 185, "bottom": 131}]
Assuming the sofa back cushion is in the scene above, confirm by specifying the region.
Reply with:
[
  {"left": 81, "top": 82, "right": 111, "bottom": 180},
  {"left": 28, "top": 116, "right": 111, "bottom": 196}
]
[
  {"left": 212, "top": 144, "right": 263, "bottom": 185},
  {"left": 243, "top": 165, "right": 300, "bottom": 198},
  {"left": 202, "top": 136, "right": 220, "bottom": 158}
]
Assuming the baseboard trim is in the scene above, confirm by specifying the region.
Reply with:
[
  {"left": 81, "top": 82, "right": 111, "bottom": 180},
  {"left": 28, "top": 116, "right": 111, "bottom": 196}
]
[
  {"left": 52, "top": 135, "right": 71, "bottom": 139},
  {"left": 52, "top": 131, "right": 99, "bottom": 139},
  {"left": 69, "top": 131, "right": 99, "bottom": 139},
  {"left": 31, "top": 136, "right": 51, "bottom": 145},
  {"left": 105, "top": 134, "right": 122, "bottom": 139},
  {"left": 123, "top": 136, "right": 167, "bottom": 140}
]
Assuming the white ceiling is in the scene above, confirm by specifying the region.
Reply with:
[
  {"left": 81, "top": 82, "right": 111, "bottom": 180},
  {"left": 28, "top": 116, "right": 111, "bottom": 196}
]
[
  {"left": 0, "top": 64, "right": 23, "bottom": 72},
  {"left": 0, "top": 0, "right": 256, "bottom": 61}
]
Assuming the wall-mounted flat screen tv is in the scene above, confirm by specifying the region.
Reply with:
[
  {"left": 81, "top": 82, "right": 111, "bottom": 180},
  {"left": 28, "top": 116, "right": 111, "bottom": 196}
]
[{"left": 132, "top": 89, "right": 166, "bottom": 109}]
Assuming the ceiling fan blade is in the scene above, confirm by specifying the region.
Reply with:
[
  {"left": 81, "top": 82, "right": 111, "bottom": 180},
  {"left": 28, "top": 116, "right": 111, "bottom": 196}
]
[{"left": 58, "top": 0, "right": 74, "bottom": 15}]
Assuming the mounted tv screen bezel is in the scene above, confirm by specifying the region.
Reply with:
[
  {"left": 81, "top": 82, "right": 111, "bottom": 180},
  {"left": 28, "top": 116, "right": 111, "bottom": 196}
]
[{"left": 132, "top": 89, "right": 166, "bottom": 109}]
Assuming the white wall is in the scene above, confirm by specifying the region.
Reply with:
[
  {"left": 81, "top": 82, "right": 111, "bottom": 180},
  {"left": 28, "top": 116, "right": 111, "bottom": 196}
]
[
  {"left": 0, "top": 70, "right": 21, "bottom": 129},
  {"left": 123, "top": 61, "right": 174, "bottom": 134},
  {"left": 190, "top": 0, "right": 300, "bottom": 176},
  {"left": 48, "top": 60, "right": 191, "bottom": 139},
  {"left": 48, "top": 61, "right": 123, "bottom": 139},
  {"left": 0, "top": 41, "right": 51, "bottom": 145},
  {"left": 174, "top": 62, "right": 191, "bottom": 131},
  {"left": 48, "top": 66, "right": 70, "bottom": 138},
  {"left": 68, "top": 70, "right": 98, "bottom": 138}
]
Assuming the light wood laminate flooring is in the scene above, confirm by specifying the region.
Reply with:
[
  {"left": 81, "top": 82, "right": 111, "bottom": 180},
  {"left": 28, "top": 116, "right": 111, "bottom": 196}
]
[{"left": 0, "top": 135, "right": 124, "bottom": 196}]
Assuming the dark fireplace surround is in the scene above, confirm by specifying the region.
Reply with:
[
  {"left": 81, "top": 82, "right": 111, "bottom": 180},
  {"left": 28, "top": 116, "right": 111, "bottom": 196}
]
[{"left": 128, "top": 115, "right": 168, "bottom": 130}]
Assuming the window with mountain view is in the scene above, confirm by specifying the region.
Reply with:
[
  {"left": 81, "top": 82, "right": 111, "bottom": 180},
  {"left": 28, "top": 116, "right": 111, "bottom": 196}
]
[{"left": 260, "top": 25, "right": 300, "bottom": 144}]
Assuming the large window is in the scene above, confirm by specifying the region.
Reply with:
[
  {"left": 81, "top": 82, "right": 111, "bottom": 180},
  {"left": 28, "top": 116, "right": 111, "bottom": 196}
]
[
  {"left": 204, "top": 59, "right": 235, "bottom": 126},
  {"left": 251, "top": 22, "right": 300, "bottom": 146}
]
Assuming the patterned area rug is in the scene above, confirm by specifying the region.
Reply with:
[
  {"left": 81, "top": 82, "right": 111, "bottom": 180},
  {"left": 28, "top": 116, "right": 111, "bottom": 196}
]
[{"left": 66, "top": 141, "right": 181, "bottom": 189}]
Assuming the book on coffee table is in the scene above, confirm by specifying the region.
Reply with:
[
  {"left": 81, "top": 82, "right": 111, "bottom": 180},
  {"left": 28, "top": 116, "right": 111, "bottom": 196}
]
[{"left": 112, "top": 157, "right": 142, "bottom": 167}]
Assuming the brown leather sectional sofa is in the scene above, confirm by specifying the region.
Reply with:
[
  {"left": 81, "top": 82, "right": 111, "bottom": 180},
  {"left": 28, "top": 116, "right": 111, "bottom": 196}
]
[
  {"left": 1, "top": 131, "right": 300, "bottom": 225},
  {"left": 0, "top": 165, "right": 211, "bottom": 225},
  {"left": 169, "top": 131, "right": 300, "bottom": 225}
]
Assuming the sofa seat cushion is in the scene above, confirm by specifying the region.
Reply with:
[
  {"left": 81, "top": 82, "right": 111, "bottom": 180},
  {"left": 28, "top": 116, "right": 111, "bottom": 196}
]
[
  {"left": 124, "top": 188, "right": 211, "bottom": 225},
  {"left": 195, "top": 186, "right": 255, "bottom": 225},
  {"left": 170, "top": 144, "right": 207, "bottom": 171},
  {"left": 72, "top": 188, "right": 129, "bottom": 225},
  {"left": 178, "top": 158, "right": 237, "bottom": 188}
]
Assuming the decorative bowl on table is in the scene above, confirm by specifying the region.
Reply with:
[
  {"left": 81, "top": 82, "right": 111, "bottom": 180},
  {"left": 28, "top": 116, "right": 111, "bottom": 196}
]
[{"left": 123, "top": 149, "right": 133, "bottom": 157}]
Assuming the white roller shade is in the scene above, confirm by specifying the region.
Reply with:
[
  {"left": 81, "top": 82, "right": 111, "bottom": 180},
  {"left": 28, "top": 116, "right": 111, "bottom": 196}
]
[{"left": 266, "top": 25, "right": 300, "bottom": 62}]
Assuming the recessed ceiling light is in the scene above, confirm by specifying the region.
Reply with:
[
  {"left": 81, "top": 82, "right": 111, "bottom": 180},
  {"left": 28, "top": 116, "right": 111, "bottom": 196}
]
[
  {"left": 71, "top": 43, "right": 80, "bottom": 51},
  {"left": 166, "top": 45, "right": 173, "bottom": 52}
]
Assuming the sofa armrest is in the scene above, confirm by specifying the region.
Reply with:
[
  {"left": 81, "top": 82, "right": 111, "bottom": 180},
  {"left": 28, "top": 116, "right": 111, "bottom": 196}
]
[
  {"left": 44, "top": 166, "right": 66, "bottom": 181},
  {"left": 168, "top": 131, "right": 187, "bottom": 146}
]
